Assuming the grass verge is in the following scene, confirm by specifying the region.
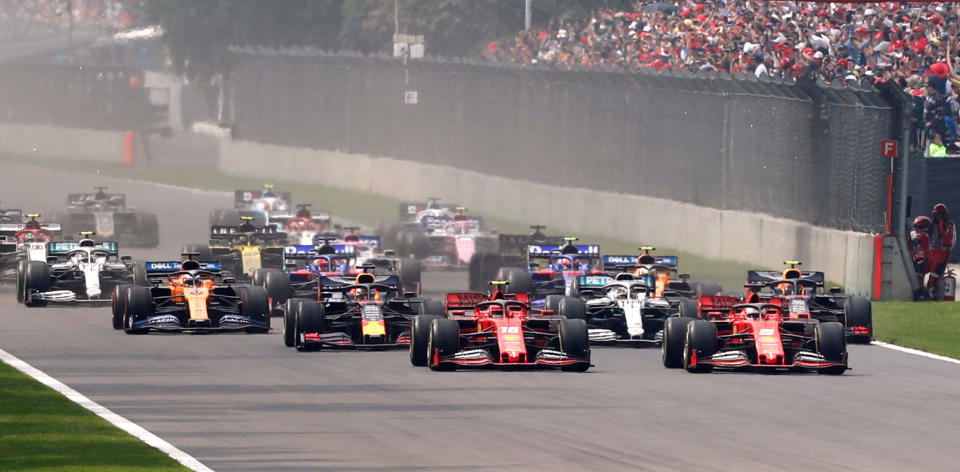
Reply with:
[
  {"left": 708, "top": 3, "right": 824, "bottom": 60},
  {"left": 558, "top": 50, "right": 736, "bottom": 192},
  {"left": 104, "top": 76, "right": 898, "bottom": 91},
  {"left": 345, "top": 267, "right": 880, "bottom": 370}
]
[
  {"left": 873, "top": 301, "right": 960, "bottom": 360},
  {"left": 0, "top": 360, "right": 188, "bottom": 471},
  {"left": 3, "top": 152, "right": 785, "bottom": 290}
]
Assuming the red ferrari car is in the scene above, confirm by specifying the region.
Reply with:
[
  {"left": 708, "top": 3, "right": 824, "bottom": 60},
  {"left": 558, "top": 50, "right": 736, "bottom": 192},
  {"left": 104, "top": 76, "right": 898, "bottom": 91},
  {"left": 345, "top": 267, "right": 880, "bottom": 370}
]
[
  {"left": 662, "top": 294, "right": 847, "bottom": 375},
  {"left": 409, "top": 282, "right": 591, "bottom": 371}
]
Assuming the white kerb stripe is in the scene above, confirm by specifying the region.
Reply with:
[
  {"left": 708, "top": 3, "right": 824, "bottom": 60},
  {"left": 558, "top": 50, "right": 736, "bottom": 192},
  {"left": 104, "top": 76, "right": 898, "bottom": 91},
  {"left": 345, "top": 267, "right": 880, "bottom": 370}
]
[
  {"left": 873, "top": 341, "right": 960, "bottom": 366},
  {"left": 0, "top": 348, "right": 213, "bottom": 472}
]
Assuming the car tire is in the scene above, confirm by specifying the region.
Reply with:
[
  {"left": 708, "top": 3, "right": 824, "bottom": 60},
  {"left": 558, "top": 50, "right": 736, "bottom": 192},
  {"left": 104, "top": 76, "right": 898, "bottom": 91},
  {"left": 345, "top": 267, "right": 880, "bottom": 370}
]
[
  {"left": 240, "top": 286, "right": 270, "bottom": 332},
  {"left": 123, "top": 286, "right": 152, "bottom": 334},
  {"left": 15, "top": 259, "right": 26, "bottom": 303},
  {"left": 678, "top": 299, "right": 700, "bottom": 319},
  {"left": 261, "top": 269, "right": 290, "bottom": 312},
  {"left": 497, "top": 267, "right": 531, "bottom": 294},
  {"left": 559, "top": 319, "right": 590, "bottom": 372},
  {"left": 695, "top": 282, "right": 723, "bottom": 296},
  {"left": 557, "top": 296, "right": 586, "bottom": 320},
  {"left": 297, "top": 299, "right": 325, "bottom": 334},
  {"left": 283, "top": 299, "right": 304, "bottom": 347},
  {"left": 112, "top": 284, "right": 131, "bottom": 330},
  {"left": 684, "top": 320, "right": 717, "bottom": 373},
  {"left": 23, "top": 261, "right": 50, "bottom": 307},
  {"left": 410, "top": 315, "right": 440, "bottom": 366},
  {"left": 182, "top": 243, "right": 213, "bottom": 262},
  {"left": 398, "top": 257, "right": 421, "bottom": 294},
  {"left": 662, "top": 316, "right": 695, "bottom": 368},
  {"left": 428, "top": 318, "right": 460, "bottom": 371},
  {"left": 815, "top": 321, "right": 847, "bottom": 375},
  {"left": 132, "top": 260, "right": 149, "bottom": 287},
  {"left": 419, "top": 299, "right": 445, "bottom": 316},
  {"left": 543, "top": 295, "right": 564, "bottom": 313},
  {"left": 136, "top": 212, "right": 160, "bottom": 248},
  {"left": 843, "top": 295, "right": 872, "bottom": 344}
]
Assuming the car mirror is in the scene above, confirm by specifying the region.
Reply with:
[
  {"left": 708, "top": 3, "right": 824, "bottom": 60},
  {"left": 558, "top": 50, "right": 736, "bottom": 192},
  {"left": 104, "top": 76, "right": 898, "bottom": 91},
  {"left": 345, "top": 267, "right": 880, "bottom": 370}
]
[
  {"left": 679, "top": 273, "right": 690, "bottom": 279},
  {"left": 222, "top": 277, "right": 235, "bottom": 284},
  {"left": 46, "top": 256, "right": 58, "bottom": 264},
  {"left": 403, "top": 292, "right": 417, "bottom": 298},
  {"left": 829, "top": 287, "right": 842, "bottom": 294},
  {"left": 121, "top": 255, "right": 132, "bottom": 262}
]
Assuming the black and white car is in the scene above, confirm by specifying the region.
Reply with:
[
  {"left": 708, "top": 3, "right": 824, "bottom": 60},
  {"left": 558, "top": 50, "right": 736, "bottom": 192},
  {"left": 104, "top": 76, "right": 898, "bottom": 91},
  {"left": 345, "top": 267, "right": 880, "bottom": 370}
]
[{"left": 18, "top": 237, "right": 133, "bottom": 307}]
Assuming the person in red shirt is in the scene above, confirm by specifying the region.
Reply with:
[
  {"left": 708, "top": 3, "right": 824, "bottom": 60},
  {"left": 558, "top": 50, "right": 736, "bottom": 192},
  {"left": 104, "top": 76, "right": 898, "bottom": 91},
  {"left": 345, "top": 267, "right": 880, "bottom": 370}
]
[
  {"left": 928, "top": 204, "right": 956, "bottom": 276},
  {"left": 910, "top": 215, "right": 933, "bottom": 298}
]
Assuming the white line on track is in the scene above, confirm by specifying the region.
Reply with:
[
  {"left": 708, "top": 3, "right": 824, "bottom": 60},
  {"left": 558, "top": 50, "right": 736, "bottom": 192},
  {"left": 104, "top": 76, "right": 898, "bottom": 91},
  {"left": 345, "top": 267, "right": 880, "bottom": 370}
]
[
  {"left": 873, "top": 341, "right": 960, "bottom": 366},
  {"left": 0, "top": 348, "right": 214, "bottom": 472}
]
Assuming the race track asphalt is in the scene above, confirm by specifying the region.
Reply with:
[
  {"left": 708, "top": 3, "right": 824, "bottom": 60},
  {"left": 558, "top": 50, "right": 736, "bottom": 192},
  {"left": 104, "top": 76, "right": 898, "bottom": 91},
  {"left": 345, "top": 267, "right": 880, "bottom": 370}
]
[{"left": 2, "top": 164, "right": 960, "bottom": 471}]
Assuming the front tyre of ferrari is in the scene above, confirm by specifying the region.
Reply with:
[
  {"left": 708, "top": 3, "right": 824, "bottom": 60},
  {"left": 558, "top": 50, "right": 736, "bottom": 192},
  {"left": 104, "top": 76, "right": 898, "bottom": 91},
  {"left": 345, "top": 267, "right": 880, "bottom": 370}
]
[
  {"left": 427, "top": 318, "right": 460, "bottom": 371},
  {"left": 815, "top": 321, "right": 847, "bottom": 375},
  {"left": 410, "top": 315, "right": 439, "bottom": 366},
  {"left": 559, "top": 318, "right": 590, "bottom": 372},
  {"left": 662, "top": 316, "right": 694, "bottom": 368},
  {"left": 684, "top": 320, "right": 716, "bottom": 373}
]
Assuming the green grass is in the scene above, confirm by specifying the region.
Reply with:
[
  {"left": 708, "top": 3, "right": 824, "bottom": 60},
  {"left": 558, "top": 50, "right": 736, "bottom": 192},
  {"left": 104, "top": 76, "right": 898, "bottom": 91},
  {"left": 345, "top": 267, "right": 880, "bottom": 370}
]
[
  {"left": 1, "top": 153, "right": 783, "bottom": 290},
  {"left": 0, "top": 361, "right": 189, "bottom": 471},
  {"left": 873, "top": 301, "right": 960, "bottom": 359}
]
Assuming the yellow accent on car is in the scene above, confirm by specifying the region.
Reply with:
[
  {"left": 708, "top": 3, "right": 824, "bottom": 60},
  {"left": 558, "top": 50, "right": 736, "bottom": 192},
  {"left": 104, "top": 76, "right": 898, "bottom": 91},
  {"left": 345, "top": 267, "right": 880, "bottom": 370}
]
[{"left": 361, "top": 320, "right": 386, "bottom": 336}]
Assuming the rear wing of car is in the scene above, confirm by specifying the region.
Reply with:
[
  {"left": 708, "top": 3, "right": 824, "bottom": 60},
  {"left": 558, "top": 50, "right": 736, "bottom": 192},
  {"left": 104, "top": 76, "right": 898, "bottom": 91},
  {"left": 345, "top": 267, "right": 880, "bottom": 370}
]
[
  {"left": 398, "top": 202, "right": 461, "bottom": 221},
  {"left": 444, "top": 292, "right": 529, "bottom": 313},
  {"left": 234, "top": 190, "right": 292, "bottom": 208},
  {"left": 210, "top": 225, "right": 285, "bottom": 241},
  {"left": 144, "top": 261, "right": 222, "bottom": 273},
  {"left": 0, "top": 223, "right": 62, "bottom": 236},
  {"left": 47, "top": 241, "right": 118, "bottom": 256},
  {"left": 283, "top": 244, "right": 356, "bottom": 259},
  {"left": 67, "top": 193, "right": 126, "bottom": 208},
  {"left": 527, "top": 244, "right": 600, "bottom": 259},
  {"left": 697, "top": 295, "right": 741, "bottom": 318},
  {"left": 319, "top": 274, "right": 400, "bottom": 290},
  {"left": 747, "top": 270, "right": 824, "bottom": 283},
  {"left": 0, "top": 209, "right": 22, "bottom": 223}
]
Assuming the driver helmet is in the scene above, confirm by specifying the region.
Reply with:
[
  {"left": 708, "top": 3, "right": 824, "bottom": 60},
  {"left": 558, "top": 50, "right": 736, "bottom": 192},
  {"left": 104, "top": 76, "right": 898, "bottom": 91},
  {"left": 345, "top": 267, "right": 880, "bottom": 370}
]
[
  {"left": 313, "top": 258, "right": 330, "bottom": 271},
  {"left": 933, "top": 203, "right": 949, "bottom": 218},
  {"left": 744, "top": 306, "right": 760, "bottom": 318},
  {"left": 913, "top": 215, "right": 932, "bottom": 230},
  {"left": 615, "top": 287, "right": 628, "bottom": 300}
]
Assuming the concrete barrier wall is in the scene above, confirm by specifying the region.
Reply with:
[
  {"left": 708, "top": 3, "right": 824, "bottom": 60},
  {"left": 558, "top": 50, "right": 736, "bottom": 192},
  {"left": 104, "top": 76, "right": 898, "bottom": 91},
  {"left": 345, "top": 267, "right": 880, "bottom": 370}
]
[
  {"left": 220, "top": 139, "right": 878, "bottom": 296},
  {"left": 0, "top": 123, "right": 123, "bottom": 162}
]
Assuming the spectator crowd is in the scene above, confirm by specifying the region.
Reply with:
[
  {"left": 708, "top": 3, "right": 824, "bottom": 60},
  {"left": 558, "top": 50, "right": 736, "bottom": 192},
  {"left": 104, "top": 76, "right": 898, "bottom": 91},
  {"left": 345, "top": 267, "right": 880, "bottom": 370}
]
[{"left": 486, "top": 1, "right": 960, "bottom": 155}]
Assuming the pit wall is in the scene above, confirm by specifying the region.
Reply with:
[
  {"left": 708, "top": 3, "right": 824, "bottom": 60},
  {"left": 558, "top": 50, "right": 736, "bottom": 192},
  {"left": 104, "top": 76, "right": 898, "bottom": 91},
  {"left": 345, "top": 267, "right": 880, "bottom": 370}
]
[{"left": 219, "top": 138, "right": 877, "bottom": 296}]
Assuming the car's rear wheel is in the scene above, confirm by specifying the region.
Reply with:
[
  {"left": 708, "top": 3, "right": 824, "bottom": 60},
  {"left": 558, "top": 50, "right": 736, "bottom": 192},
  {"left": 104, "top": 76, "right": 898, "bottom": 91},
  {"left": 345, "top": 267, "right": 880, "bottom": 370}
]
[
  {"left": 557, "top": 296, "right": 586, "bottom": 320},
  {"left": 543, "top": 295, "right": 564, "bottom": 313},
  {"left": 427, "top": 318, "right": 460, "bottom": 371},
  {"left": 410, "top": 315, "right": 440, "bottom": 366},
  {"left": 684, "top": 320, "right": 717, "bottom": 373},
  {"left": 843, "top": 296, "right": 872, "bottom": 344},
  {"left": 678, "top": 299, "right": 700, "bottom": 319},
  {"left": 496, "top": 267, "right": 531, "bottom": 294},
  {"left": 261, "top": 269, "right": 290, "bottom": 314},
  {"left": 662, "top": 316, "right": 695, "bottom": 368},
  {"left": 398, "top": 257, "right": 421, "bottom": 294}
]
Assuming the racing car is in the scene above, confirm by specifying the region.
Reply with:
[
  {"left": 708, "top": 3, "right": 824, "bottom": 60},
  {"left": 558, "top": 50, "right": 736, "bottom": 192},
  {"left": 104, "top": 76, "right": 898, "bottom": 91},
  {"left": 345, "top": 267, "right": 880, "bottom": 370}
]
[
  {"left": 281, "top": 269, "right": 435, "bottom": 350},
  {"left": 257, "top": 241, "right": 421, "bottom": 316},
  {"left": 1, "top": 213, "right": 61, "bottom": 284},
  {"left": 207, "top": 216, "right": 286, "bottom": 281},
  {"left": 52, "top": 187, "right": 159, "bottom": 248},
  {"left": 18, "top": 234, "right": 133, "bottom": 307},
  {"left": 112, "top": 258, "right": 270, "bottom": 334},
  {"left": 271, "top": 203, "right": 332, "bottom": 245},
  {"left": 741, "top": 261, "right": 872, "bottom": 344},
  {"left": 409, "top": 281, "right": 591, "bottom": 371},
  {"left": 662, "top": 298, "right": 848, "bottom": 374},
  {"left": 379, "top": 197, "right": 461, "bottom": 258},
  {"left": 234, "top": 184, "right": 291, "bottom": 214},
  {"left": 467, "top": 224, "right": 557, "bottom": 290},
  {"left": 492, "top": 238, "right": 603, "bottom": 299}
]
